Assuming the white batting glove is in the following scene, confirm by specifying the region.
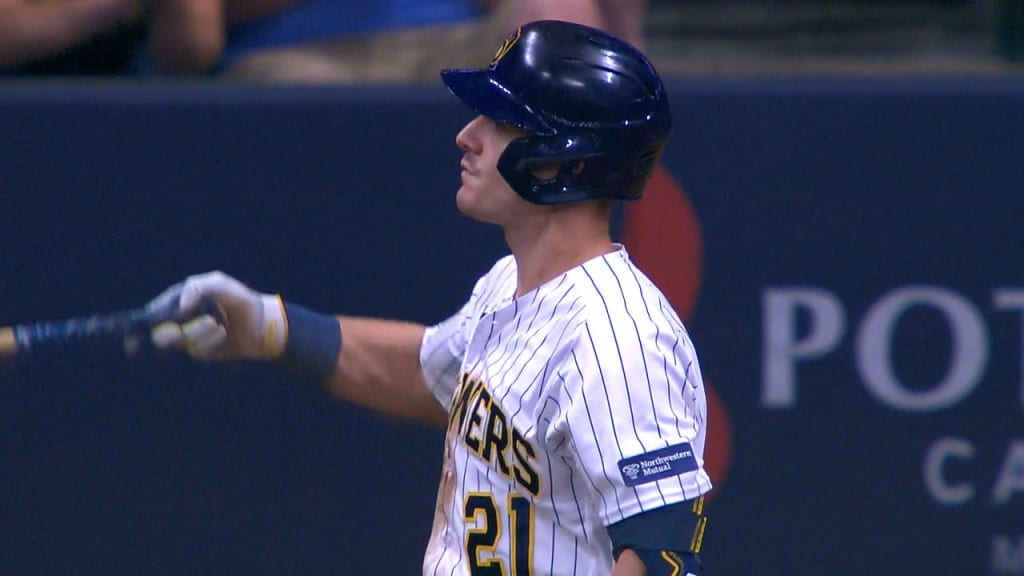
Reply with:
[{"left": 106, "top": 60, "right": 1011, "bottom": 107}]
[{"left": 148, "top": 271, "right": 288, "bottom": 361}]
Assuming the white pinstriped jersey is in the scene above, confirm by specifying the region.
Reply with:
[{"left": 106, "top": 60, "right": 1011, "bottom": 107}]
[{"left": 419, "top": 246, "right": 712, "bottom": 576}]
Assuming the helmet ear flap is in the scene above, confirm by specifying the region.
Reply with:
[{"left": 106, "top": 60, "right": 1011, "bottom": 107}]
[{"left": 498, "top": 133, "right": 606, "bottom": 205}]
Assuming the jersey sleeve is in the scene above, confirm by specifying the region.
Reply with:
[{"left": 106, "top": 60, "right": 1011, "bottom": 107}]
[
  {"left": 419, "top": 255, "right": 518, "bottom": 409},
  {"left": 552, "top": 316, "right": 712, "bottom": 527},
  {"left": 420, "top": 300, "right": 473, "bottom": 408}
]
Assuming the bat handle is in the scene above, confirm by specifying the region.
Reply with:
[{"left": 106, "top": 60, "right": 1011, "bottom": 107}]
[{"left": 0, "top": 327, "right": 16, "bottom": 359}]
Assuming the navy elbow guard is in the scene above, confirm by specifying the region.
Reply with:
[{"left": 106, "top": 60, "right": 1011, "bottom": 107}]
[
  {"left": 280, "top": 301, "right": 342, "bottom": 383},
  {"left": 608, "top": 497, "right": 707, "bottom": 576},
  {"left": 627, "top": 549, "right": 703, "bottom": 576}
]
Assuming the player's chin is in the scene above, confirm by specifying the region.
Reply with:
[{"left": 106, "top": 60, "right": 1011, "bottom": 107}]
[
  {"left": 455, "top": 186, "right": 478, "bottom": 214},
  {"left": 455, "top": 188, "right": 499, "bottom": 224}
]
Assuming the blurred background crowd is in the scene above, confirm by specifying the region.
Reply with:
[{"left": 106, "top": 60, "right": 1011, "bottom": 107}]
[{"left": 1, "top": 0, "right": 1021, "bottom": 82}]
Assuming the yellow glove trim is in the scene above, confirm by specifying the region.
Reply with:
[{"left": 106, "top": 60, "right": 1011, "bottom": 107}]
[{"left": 261, "top": 294, "right": 289, "bottom": 359}]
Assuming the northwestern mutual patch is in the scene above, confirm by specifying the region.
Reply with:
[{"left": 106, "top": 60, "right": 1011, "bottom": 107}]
[{"left": 618, "top": 442, "right": 699, "bottom": 487}]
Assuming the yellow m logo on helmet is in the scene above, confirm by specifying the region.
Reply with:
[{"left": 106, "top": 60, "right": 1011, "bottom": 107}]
[{"left": 491, "top": 27, "right": 522, "bottom": 66}]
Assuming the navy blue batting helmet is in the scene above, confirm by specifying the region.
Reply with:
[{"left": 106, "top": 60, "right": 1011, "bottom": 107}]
[{"left": 441, "top": 20, "right": 672, "bottom": 205}]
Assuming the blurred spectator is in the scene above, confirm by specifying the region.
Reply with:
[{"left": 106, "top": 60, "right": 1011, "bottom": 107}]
[
  {"left": 144, "top": 0, "right": 648, "bottom": 83},
  {"left": 0, "top": 0, "right": 147, "bottom": 76},
  {"left": 501, "top": 0, "right": 647, "bottom": 48},
  {"left": 146, "top": 0, "right": 305, "bottom": 75}
]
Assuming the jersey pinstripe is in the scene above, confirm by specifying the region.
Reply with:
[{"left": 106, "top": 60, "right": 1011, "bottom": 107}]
[{"left": 419, "top": 246, "right": 712, "bottom": 576}]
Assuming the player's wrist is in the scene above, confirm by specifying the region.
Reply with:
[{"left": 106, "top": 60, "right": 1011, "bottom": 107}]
[{"left": 276, "top": 299, "right": 342, "bottom": 383}]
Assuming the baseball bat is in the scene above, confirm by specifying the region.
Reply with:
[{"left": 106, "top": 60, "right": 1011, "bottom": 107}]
[
  {"left": 0, "top": 306, "right": 169, "bottom": 360},
  {"left": 0, "top": 298, "right": 222, "bottom": 360}
]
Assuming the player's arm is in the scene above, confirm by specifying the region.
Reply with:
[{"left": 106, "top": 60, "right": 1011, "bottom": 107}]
[
  {"left": 612, "top": 549, "right": 647, "bottom": 576},
  {"left": 147, "top": 271, "right": 448, "bottom": 427},
  {"left": 327, "top": 316, "right": 448, "bottom": 427}
]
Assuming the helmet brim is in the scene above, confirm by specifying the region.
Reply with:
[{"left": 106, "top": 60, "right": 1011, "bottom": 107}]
[{"left": 441, "top": 68, "right": 554, "bottom": 135}]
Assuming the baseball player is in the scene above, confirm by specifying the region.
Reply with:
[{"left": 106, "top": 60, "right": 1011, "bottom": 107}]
[{"left": 149, "top": 20, "right": 712, "bottom": 576}]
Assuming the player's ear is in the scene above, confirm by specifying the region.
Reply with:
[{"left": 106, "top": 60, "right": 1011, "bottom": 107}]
[{"left": 528, "top": 160, "right": 585, "bottom": 182}]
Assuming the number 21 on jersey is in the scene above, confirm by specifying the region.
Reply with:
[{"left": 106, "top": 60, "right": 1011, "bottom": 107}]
[{"left": 464, "top": 492, "right": 534, "bottom": 575}]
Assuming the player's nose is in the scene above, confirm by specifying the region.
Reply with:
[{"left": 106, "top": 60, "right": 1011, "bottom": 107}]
[{"left": 455, "top": 115, "right": 484, "bottom": 154}]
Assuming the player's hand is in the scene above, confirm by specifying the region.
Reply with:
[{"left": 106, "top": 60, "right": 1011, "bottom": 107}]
[{"left": 147, "top": 271, "right": 287, "bottom": 361}]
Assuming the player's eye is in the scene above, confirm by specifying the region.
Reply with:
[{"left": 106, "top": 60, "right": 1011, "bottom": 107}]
[{"left": 495, "top": 120, "right": 528, "bottom": 138}]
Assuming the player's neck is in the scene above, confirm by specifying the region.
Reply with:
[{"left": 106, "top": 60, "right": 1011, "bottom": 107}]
[{"left": 504, "top": 211, "right": 614, "bottom": 298}]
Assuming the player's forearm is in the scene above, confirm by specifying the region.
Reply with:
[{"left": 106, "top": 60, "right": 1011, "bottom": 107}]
[
  {"left": 0, "top": 0, "right": 141, "bottom": 67},
  {"left": 325, "top": 316, "right": 448, "bottom": 427}
]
